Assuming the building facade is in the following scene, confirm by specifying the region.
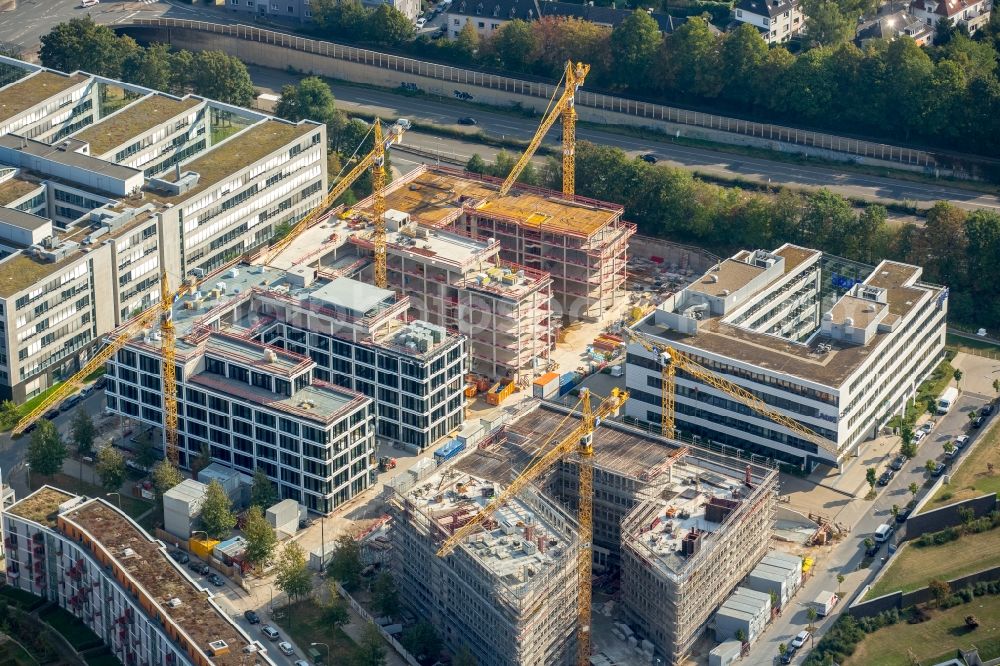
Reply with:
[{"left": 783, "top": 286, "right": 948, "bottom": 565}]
[
  {"left": 911, "top": 0, "right": 991, "bottom": 34},
  {"left": 732, "top": 0, "right": 803, "bottom": 43},
  {"left": 624, "top": 244, "right": 948, "bottom": 468},
  {"left": 4, "top": 487, "right": 274, "bottom": 665}
]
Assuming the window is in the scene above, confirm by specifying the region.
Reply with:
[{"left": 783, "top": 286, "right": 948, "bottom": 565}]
[
  {"left": 206, "top": 357, "right": 225, "bottom": 376},
  {"left": 736, "top": 8, "right": 742, "bottom": 16},
  {"left": 288, "top": 4, "right": 293, "bottom": 11},
  {"left": 478, "top": 21, "right": 484, "bottom": 27},
  {"left": 453, "top": 18, "right": 459, "bottom": 24}
]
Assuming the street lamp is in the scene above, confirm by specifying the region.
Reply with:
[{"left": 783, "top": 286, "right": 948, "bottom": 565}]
[
  {"left": 310, "top": 642, "right": 329, "bottom": 666},
  {"left": 106, "top": 492, "right": 122, "bottom": 510}
]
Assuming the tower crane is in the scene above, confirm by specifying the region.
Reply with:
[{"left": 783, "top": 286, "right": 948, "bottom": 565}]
[
  {"left": 436, "top": 387, "right": 630, "bottom": 666},
  {"left": 262, "top": 118, "right": 402, "bottom": 289},
  {"left": 498, "top": 61, "right": 589, "bottom": 198},
  {"left": 620, "top": 327, "right": 839, "bottom": 458}
]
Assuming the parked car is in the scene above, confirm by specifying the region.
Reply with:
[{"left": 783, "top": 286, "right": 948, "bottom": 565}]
[
  {"left": 921, "top": 420, "right": 935, "bottom": 433},
  {"left": 187, "top": 561, "right": 210, "bottom": 576},
  {"left": 294, "top": 661, "right": 311, "bottom": 666},
  {"left": 44, "top": 408, "right": 61, "bottom": 421},
  {"left": 780, "top": 649, "right": 795, "bottom": 664},
  {"left": 972, "top": 416, "right": 985, "bottom": 429},
  {"left": 169, "top": 550, "right": 190, "bottom": 565},
  {"left": 896, "top": 505, "right": 912, "bottom": 523},
  {"left": 946, "top": 446, "right": 959, "bottom": 458},
  {"left": 209, "top": 573, "right": 225, "bottom": 587},
  {"left": 415, "top": 17, "right": 427, "bottom": 28},
  {"left": 80, "top": 385, "right": 94, "bottom": 399},
  {"left": 278, "top": 641, "right": 295, "bottom": 656},
  {"left": 877, "top": 470, "right": 893, "bottom": 486},
  {"left": 982, "top": 403, "right": 994, "bottom": 417},
  {"left": 932, "top": 462, "right": 947, "bottom": 477},
  {"left": 261, "top": 625, "right": 280, "bottom": 641},
  {"left": 244, "top": 610, "right": 260, "bottom": 624},
  {"left": 457, "top": 116, "right": 477, "bottom": 125},
  {"left": 60, "top": 394, "right": 82, "bottom": 412},
  {"left": 791, "top": 630, "right": 810, "bottom": 649},
  {"left": 94, "top": 376, "right": 108, "bottom": 390},
  {"left": 640, "top": 153, "right": 658, "bottom": 164},
  {"left": 890, "top": 454, "right": 906, "bottom": 471},
  {"left": 914, "top": 430, "right": 926, "bottom": 443},
  {"left": 955, "top": 435, "right": 970, "bottom": 449}
]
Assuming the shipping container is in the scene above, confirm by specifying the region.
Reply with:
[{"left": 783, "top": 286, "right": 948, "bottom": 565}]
[
  {"left": 486, "top": 381, "right": 515, "bottom": 405},
  {"left": 532, "top": 372, "right": 561, "bottom": 399},
  {"left": 456, "top": 422, "right": 485, "bottom": 447},
  {"left": 434, "top": 439, "right": 467, "bottom": 464},
  {"left": 560, "top": 371, "right": 579, "bottom": 386}
]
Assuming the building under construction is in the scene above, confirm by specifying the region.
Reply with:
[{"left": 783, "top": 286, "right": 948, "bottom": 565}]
[
  {"left": 394, "top": 400, "right": 777, "bottom": 664},
  {"left": 386, "top": 467, "right": 579, "bottom": 666}
]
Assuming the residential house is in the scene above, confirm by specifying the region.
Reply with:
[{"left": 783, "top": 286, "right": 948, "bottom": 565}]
[
  {"left": 445, "top": 0, "right": 541, "bottom": 38},
  {"left": 910, "top": 0, "right": 991, "bottom": 35},
  {"left": 732, "top": 0, "right": 803, "bottom": 43},
  {"left": 855, "top": 10, "right": 934, "bottom": 45}
]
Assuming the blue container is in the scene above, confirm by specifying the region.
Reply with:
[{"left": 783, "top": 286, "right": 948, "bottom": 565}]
[
  {"left": 560, "top": 371, "right": 578, "bottom": 386},
  {"left": 434, "top": 439, "right": 466, "bottom": 464}
]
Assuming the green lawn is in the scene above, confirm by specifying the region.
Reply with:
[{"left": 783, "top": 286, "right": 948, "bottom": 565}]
[
  {"left": 272, "top": 600, "right": 359, "bottom": 665},
  {"left": 39, "top": 607, "right": 102, "bottom": 651},
  {"left": 29, "top": 473, "right": 152, "bottom": 522},
  {"left": 0, "top": 586, "right": 46, "bottom": 612},
  {"left": 0, "top": 636, "right": 38, "bottom": 666},
  {"left": 867, "top": 528, "right": 1000, "bottom": 599},
  {"left": 924, "top": 421, "right": 1000, "bottom": 511},
  {"left": 17, "top": 383, "right": 64, "bottom": 416},
  {"left": 847, "top": 592, "right": 1000, "bottom": 666},
  {"left": 889, "top": 355, "right": 956, "bottom": 428},
  {"left": 947, "top": 332, "right": 1000, "bottom": 357}
]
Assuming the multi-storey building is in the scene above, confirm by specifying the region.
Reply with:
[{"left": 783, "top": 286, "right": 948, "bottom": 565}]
[
  {"left": 346, "top": 208, "right": 553, "bottom": 381},
  {"left": 387, "top": 468, "right": 579, "bottom": 666},
  {"left": 624, "top": 244, "right": 948, "bottom": 468},
  {"left": 4, "top": 486, "right": 275, "bottom": 665},
  {"left": 911, "top": 0, "right": 992, "bottom": 34},
  {"left": 0, "top": 57, "right": 325, "bottom": 402},
  {"left": 732, "top": 0, "right": 803, "bottom": 43}
]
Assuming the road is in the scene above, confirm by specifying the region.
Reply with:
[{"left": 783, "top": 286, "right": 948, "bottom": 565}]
[
  {"left": 750, "top": 391, "right": 994, "bottom": 665},
  {"left": 2, "top": 3, "right": 1000, "bottom": 212}
]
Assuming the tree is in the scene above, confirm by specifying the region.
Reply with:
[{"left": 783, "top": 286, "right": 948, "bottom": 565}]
[
  {"left": 925, "top": 459, "right": 938, "bottom": 474},
  {"left": 928, "top": 579, "right": 951, "bottom": 607},
  {"left": 151, "top": 460, "right": 182, "bottom": 496},
  {"left": 909, "top": 482, "right": 919, "bottom": 499},
  {"left": 327, "top": 533, "right": 363, "bottom": 591},
  {"left": 994, "top": 378, "right": 1000, "bottom": 395},
  {"left": 900, "top": 424, "right": 917, "bottom": 458},
  {"left": 250, "top": 468, "right": 279, "bottom": 510},
  {"left": 454, "top": 646, "right": 477, "bottom": 666},
  {"left": 312, "top": 0, "right": 370, "bottom": 38},
  {"left": 954, "top": 368, "right": 964, "bottom": 387},
  {"left": 401, "top": 621, "right": 442, "bottom": 662},
  {"left": 659, "top": 17, "right": 722, "bottom": 98},
  {"left": 800, "top": 0, "right": 858, "bottom": 47},
  {"left": 0, "top": 400, "right": 19, "bottom": 430},
  {"left": 354, "top": 621, "right": 387, "bottom": 666},
  {"left": 122, "top": 42, "right": 174, "bottom": 91},
  {"left": 735, "top": 628, "right": 747, "bottom": 643},
  {"left": 466, "top": 153, "right": 488, "bottom": 175},
  {"left": 373, "top": 572, "right": 400, "bottom": 617},
  {"left": 275, "top": 541, "right": 313, "bottom": 603},
  {"left": 866, "top": 467, "right": 878, "bottom": 491},
  {"left": 806, "top": 606, "right": 818, "bottom": 631},
  {"left": 891, "top": 504, "right": 900, "bottom": 522},
  {"left": 320, "top": 581, "right": 350, "bottom": 627},
  {"left": 366, "top": 4, "right": 414, "bottom": 45},
  {"left": 40, "top": 17, "right": 139, "bottom": 78},
  {"left": 201, "top": 479, "right": 237, "bottom": 539},
  {"left": 188, "top": 51, "right": 254, "bottom": 106},
  {"left": 96, "top": 446, "right": 126, "bottom": 492},
  {"left": 944, "top": 441, "right": 955, "bottom": 455},
  {"left": 969, "top": 409, "right": 979, "bottom": 424},
  {"left": 490, "top": 20, "right": 538, "bottom": 71},
  {"left": 70, "top": 409, "right": 95, "bottom": 457},
  {"left": 134, "top": 431, "right": 158, "bottom": 470},
  {"left": 27, "top": 420, "right": 67, "bottom": 479},
  {"left": 778, "top": 643, "right": 788, "bottom": 656},
  {"left": 837, "top": 573, "right": 845, "bottom": 595},
  {"left": 243, "top": 505, "right": 278, "bottom": 572},
  {"left": 452, "top": 23, "right": 480, "bottom": 63},
  {"left": 718, "top": 23, "right": 769, "bottom": 104},
  {"left": 610, "top": 11, "right": 661, "bottom": 90}
]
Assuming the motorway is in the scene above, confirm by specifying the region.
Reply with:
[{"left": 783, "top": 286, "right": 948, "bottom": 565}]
[
  {"left": 2, "top": 2, "right": 1000, "bottom": 213},
  {"left": 750, "top": 390, "right": 995, "bottom": 665}
]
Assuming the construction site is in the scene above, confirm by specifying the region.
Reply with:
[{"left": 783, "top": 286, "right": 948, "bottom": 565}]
[{"left": 386, "top": 398, "right": 779, "bottom": 665}]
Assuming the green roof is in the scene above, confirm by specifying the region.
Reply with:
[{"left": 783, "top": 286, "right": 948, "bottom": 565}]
[
  {"left": 0, "top": 71, "right": 88, "bottom": 124},
  {"left": 145, "top": 120, "right": 317, "bottom": 203},
  {"left": 0, "top": 249, "right": 83, "bottom": 298},
  {"left": 74, "top": 95, "right": 202, "bottom": 155},
  {"left": 0, "top": 177, "right": 42, "bottom": 207}
]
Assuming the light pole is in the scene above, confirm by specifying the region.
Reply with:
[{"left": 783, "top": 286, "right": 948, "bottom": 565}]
[
  {"left": 311, "top": 642, "right": 329, "bottom": 666},
  {"left": 106, "top": 492, "right": 122, "bottom": 510}
]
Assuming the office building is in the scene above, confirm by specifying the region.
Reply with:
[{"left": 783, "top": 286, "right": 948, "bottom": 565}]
[{"left": 625, "top": 244, "right": 947, "bottom": 468}]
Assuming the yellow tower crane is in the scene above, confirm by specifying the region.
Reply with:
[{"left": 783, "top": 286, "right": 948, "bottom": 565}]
[
  {"left": 436, "top": 387, "right": 630, "bottom": 666},
  {"left": 621, "top": 327, "right": 839, "bottom": 458},
  {"left": 160, "top": 273, "right": 181, "bottom": 465},
  {"left": 498, "top": 61, "right": 589, "bottom": 198},
  {"left": 262, "top": 118, "right": 403, "bottom": 289}
]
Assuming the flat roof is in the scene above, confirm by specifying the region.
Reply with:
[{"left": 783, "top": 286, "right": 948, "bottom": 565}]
[
  {"left": 0, "top": 206, "right": 50, "bottom": 231},
  {"left": 204, "top": 333, "right": 311, "bottom": 377},
  {"left": 0, "top": 134, "right": 140, "bottom": 184},
  {"left": 188, "top": 373, "right": 364, "bottom": 425},
  {"left": 0, "top": 71, "right": 88, "bottom": 124},
  {"left": 7, "top": 486, "right": 77, "bottom": 528},
  {"left": 692, "top": 258, "right": 765, "bottom": 298},
  {"left": 310, "top": 277, "right": 395, "bottom": 315},
  {"left": 0, "top": 247, "right": 84, "bottom": 298},
  {"left": 373, "top": 166, "right": 623, "bottom": 238},
  {"left": 828, "top": 294, "right": 885, "bottom": 327},
  {"left": 74, "top": 94, "right": 202, "bottom": 155},
  {"left": 145, "top": 119, "right": 315, "bottom": 203},
  {"left": 0, "top": 176, "right": 42, "bottom": 207},
  {"left": 61, "top": 499, "right": 258, "bottom": 666}
]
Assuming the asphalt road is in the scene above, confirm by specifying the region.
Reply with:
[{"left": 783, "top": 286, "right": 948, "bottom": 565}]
[
  {"left": 750, "top": 391, "right": 995, "bottom": 665},
  {"left": 3, "top": 2, "right": 999, "bottom": 212}
]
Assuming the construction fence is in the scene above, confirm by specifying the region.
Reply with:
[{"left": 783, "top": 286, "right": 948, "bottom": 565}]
[{"left": 123, "top": 18, "right": 937, "bottom": 168}]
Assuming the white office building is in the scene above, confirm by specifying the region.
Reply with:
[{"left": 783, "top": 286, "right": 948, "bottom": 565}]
[{"left": 625, "top": 244, "right": 947, "bottom": 468}]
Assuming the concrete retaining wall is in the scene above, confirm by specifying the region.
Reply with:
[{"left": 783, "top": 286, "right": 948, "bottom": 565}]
[
  {"left": 115, "top": 19, "right": 951, "bottom": 174},
  {"left": 851, "top": 565, "right": 1000, "bottom": 619},
  {"left": 903, "top": 493, "right": 998, "bottom": 541}
]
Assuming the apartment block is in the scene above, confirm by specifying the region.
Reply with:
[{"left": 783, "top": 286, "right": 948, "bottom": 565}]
[
  {"left": 0, "top": 57, "right": 325, "bottom": 402},
  {"left": 386, "top": 468, "right": 579, "bottom": 666},
  {"left": 625, "top": 244, "right": 947, "bottom": 468},
  {"left": 346, "top": 207, "right": 553, "bottom": 381},
  {"left": 359, "top": 166, "right": 633, "bottom": 323},
  {"left": 4, "top": 486, "right": 275, "bottom": 665}
]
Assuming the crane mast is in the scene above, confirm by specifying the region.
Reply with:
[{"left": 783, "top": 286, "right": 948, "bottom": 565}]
[
  {"left": 372, "top": 119, "right": 388, "bottom": 289},
  {"left": 160, "top": 273, "right": 179, "bottom": 465}
]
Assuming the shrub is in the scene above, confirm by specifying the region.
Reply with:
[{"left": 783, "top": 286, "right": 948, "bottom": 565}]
[
  {"left": 940, "top": 491, "right": 954, "bottom": 501},
  {"left": 960, "top": 586, "right": 975, "bottom": 603}
]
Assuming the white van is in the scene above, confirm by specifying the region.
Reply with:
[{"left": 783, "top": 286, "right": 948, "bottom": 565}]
[
  {"left": 81, "top": 0, "right": 100, "bottom": 7},
  {"left": 874, "top": 523, "right": 894, "bottom": 543}
]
